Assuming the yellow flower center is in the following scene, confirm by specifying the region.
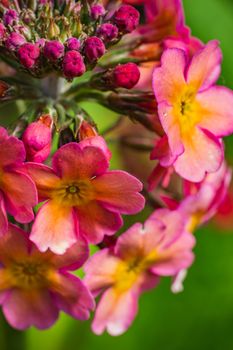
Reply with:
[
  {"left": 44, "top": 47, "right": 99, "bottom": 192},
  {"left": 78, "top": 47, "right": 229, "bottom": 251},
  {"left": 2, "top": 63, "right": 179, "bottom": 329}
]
[
  {"left": 173, "top": 86, "right": 202, "bottom": 140},
  {"left": 52, "top": 180, "right": 94, "bottom": 206},
  {"left": 9, "top": 259, "right": 50, "bottom": 289}
]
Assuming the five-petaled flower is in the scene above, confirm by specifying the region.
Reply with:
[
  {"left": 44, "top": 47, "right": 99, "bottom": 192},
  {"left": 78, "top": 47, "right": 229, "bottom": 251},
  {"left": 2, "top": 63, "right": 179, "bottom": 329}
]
[
  {"left": 24, "top": 136, "right": 145, "bottom": 254},
  {"left": 153, "top": 41, "right": 233, "bottom": 182},
  {"left": 0, "top": 224, "right": 94, "bottom": 330},
  {"left": 84, "top": 208, "right": 195, "bottom": 335},
  {"left": 0, "top": 127, "right": 37, "bottom": 236}
]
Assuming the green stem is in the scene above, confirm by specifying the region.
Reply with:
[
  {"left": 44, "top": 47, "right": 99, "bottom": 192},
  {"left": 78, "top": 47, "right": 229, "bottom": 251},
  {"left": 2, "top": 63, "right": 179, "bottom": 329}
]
[{"left": 0, "top": 312, "right": 26, "bottom": 350}]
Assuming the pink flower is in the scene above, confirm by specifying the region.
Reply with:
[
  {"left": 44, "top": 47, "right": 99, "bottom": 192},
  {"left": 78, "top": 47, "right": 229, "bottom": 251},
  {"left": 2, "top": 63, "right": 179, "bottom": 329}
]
[
  {"left": 0, "top": 224, "right": 94, "bottom": 330},
  {"left": 153, "top": 41, "right": 233, "bottom": 182},
  {"left": 22, "top": 115, "right": 53, "bottom": 163},
  {"left": 84, "top": 208, "right": 195, "bottom": 335},
  {"left": 0, "top": 127, "right": 37, "bottom": 236},
  {"left": 24, "top": 137, "right": 145, "bottom": 254}
]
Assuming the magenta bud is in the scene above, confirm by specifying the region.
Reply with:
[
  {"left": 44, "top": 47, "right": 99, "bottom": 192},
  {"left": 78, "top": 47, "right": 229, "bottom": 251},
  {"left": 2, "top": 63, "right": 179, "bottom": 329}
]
[
  {"left": 90, "top": 4, "right": 105, "bottom": 20},
  {"left": 66, "top": 37, "right": 80, "bottom": 51},
  {"left": 18, "top": 43, "right": 40, "bottom": 69},
  {"left": 114, "top": 5, "right": 140, "bottom": 33},
  {"left": 96, "top": 23, "right": 118, "bottom": 42},
  {"left": 22, "top": 115, "right": 53, "bottom": 163},
  {"left": 5, "top": 32, "right": 26, "bottom": 51},
  {"left": 0, "top": 23, "right": 6, "bottom": 40},
  {"left": 62, "top": 50, "right": 86, "bottom": 79},
  {"left": 3, "top": 9, "right": 18, "bottom": 26},
  {"left": 113, "top": 62, "right": 140, "bottom": 89},
  {"left": 84, "top": 36, "right": 105, "bottom": 63},
  {"left": 44, "top": 40, "right": 64, "bottom": 61}
]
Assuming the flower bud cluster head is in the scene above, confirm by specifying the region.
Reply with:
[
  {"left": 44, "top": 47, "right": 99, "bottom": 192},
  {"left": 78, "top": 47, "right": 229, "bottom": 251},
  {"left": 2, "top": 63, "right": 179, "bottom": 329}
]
[{"left": 0, "top": 1, "right": 140, "bottom": 80}]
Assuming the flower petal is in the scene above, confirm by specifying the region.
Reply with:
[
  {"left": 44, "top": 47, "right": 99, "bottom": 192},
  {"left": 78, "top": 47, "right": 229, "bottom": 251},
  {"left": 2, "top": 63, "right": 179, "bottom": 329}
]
[
  {"left": 196, "top": 86, "right": 233, "bottom": 137},
  {"left": 23, "top": 163, "right": 60, "bottom": 200},
  {"left": 2, "top": 289, "right": 59, "bottom": 330},
  {"left": 0, "top": 191, "right": 8, "bottom": 236},
  {"left": 52, "top": 143, "right": 109, "bottom": 180},
  {"left": 92, "top": 288, "right": 138, "bottom": 336},
  {"left": 84, "top": 249, "right": 121, "bottom": 294},
  {"left": 1, "top": 170, "right": 37, "bottom": 223},
  {"left": 187, "top": 40, "right": 222, "bottom": 92},
  {"left": 153, "top": 48, "right": 186, "bottom": 104},
  {"left": 174, "top": 128, "right": 223, "bottom": 182},
  {"left": 0, "top": 136, "right": 25, "bottom": 167},
  {"left": 51, "top": 272, "right": 94, "bottom": 321},
  {"left": 51, "top": 236, "right": 89, "bottom": 271},
  {"left": 92, "top": 171, "right": 145, "bottom": 215},
  {"left": 77, "top": 201, "right": 123, "bottom": 244},
  {"left": 30, "top": 200, "right": 78, "bottom": 254}
]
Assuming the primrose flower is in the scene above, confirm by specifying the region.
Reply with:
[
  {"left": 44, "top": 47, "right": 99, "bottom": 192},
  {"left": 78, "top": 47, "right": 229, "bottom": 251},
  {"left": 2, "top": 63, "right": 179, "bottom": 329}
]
[
  {"left": 0, "top": 127, "right": 37, "bottom": 236},
  {"left": 84, "top": 208, "right": 195, "bottom": 335},
  {"left": 24, "top": 137, "right": 145, "bottom": 254},
  {"left": 153, "top": 41, "right": 233, "bottom": 182},
  {"left": 0, "top": 224, "right": 94, "bottom": 330}
]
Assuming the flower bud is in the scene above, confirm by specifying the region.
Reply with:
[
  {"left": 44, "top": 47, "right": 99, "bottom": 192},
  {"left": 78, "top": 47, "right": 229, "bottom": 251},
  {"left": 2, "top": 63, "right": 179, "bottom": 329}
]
[
  {"left": 5, "top": 32, "right": 26, "bottom": 51},
  {"left": 62, "top": 50, "right": 86, "bottom": 79},
  {"left": 78, "top": 120, "right": 97, "bottom": 141},
  {"left": 96, "top": 23, "right": 118, "bottom": 42},
  {"left": 114, "top": 5, "right": 140, "bottom": 33},
  {"left": 22, "top": 115, "right": 53, "bottom": 163},
  {"left": 66, "top": 37, "right": 80, "bottom": 51},
  {"left": 90, "top": 4, "right": 105, "bottom": 20},
  {"left": 0, "top": 23, "right": 6, "bottom": 41},
  {"left": 3, "top": 9, "right": 18, "bottom": 26},
  {"left": 18, "top": 43, "right": 40, "bottom": 68},
  {"left": 44, "top": 40, "right": 64, "bottom": 61},
  {"left": 84, "top": 36, "right": 105, "bottom": 63},
  {"left": 113, "top": 63, "right": 140, "bottom": 89}
]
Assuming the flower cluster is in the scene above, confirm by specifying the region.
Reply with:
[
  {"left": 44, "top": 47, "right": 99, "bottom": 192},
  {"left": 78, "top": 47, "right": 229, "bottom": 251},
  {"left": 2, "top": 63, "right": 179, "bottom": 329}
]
[{"left": 0, "top": 0, "right": 232, "bottom": 338}]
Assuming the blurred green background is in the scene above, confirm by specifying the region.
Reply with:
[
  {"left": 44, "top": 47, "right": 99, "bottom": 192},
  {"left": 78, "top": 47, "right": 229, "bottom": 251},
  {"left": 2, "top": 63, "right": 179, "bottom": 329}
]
[{"left": 1, "top": 0, "right": 233, "bottom": 349}]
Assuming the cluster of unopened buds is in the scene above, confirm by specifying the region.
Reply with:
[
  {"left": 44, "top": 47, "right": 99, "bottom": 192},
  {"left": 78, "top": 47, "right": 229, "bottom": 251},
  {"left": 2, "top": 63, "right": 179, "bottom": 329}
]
[{"left": 0, "top": 0, "right": 233, "bottom": 336}]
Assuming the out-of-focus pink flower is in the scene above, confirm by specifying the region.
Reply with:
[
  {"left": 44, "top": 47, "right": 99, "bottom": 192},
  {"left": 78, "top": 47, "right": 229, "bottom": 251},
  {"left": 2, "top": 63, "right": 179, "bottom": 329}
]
[
  {"left": 153, "top": 41, "right": 233, "bottom": 182},
  {"left": 113, "top": 5, "right": 140, "bottom": 34},
  {"left": 0, "top": 224, "right": 94, "bottom": 330},
  {"left": 96, "top": 23, "right": 119, "bottom": 42},
  {"left": 3, "top": 9, "right": 18, "bottom": 26},
  {"left": 0, "top": 127, "right": 37, "bottom": 236},
  {"left": 5, "top": 32, "right": 26, "bottom": 51},
  {"left": 22, "top": 115, "right": 53, "bottom": 163},
  {"left": 84, "top": 208, "right": 195, "bottom": 335},
  {"left": 24, "top": 137, "right": 145, "bottom": 254},
  {"left": 90, "top": 4, "right": 105, "bottom": 20}
]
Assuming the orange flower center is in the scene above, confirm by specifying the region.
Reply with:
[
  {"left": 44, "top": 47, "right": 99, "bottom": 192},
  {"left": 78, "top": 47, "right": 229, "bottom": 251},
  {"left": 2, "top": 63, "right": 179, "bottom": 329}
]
[{"left": 52, "top": 180, "right": 94, "bottom": 206}]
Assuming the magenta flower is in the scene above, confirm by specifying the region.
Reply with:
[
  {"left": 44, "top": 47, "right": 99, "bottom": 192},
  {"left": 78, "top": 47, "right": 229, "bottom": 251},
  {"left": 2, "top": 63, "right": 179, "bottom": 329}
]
[
  {"left": 44, "top": 40, "right": 64, "bottom": 61},
  {"left": 24, "top": 137, "right": 145, "bottom": 254},
  {"left": 153, "top": 41, "right": 233, "bottom": 182},
  {"left": 0, "top": 127, "right": 37, "bottom": 236},
  {"left": 114, "top": 5, "right": 140, "bottom": 33},
  {"left": 62, "top": 50, "right": 86, "bottom": 79},
  {"left": 18, "top": 43, "right": 40, "bottom": 69},
  {"left": 0, "top": 224, "right": 94, "bottom": 330},
  {"left": 84, "top": 36, "right": 105, "bottom": 63},
  {"left": 113, "top": 63, "right": 140, "bottom": 89},
  {"left": 84, "top": 208, "right": 195, "bottom": 335}
]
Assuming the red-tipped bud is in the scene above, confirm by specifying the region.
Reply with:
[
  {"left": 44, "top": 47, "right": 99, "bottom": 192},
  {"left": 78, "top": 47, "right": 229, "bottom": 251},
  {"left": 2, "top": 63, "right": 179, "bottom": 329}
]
[
  {"left": 18, "top": 43, "right": 40, "bottom": 68},
  {"left": 62, "top": 50, "right": 86, "bottom": 79},
  {"left": 22, "top": 115, "right": 53, "bottom": 163},
  {"left": 78, "top": 120, "right": 97, "bottom": 141},
  {"left": 114, "top": 5, "right": 140, "bottom": 33},
  {"left": 84, "top": 36, "right": 105, "bottom": 63},
  {"left": 44, "top": 40, "right": 64, "bottom": 61},
  {"left": 113, "top": 62, "right": 140, "bottom": 89}
]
